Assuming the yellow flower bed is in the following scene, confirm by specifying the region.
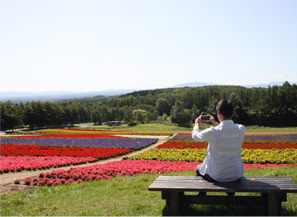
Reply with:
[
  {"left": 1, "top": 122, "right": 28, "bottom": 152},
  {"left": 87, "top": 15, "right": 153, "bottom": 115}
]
[
  {"left": 128, "top": 149, "right": 206, "bottom": 162},
  {"left": 128, "top": 148, "right": 297, "bottom": 164},
  {"left": 241, "top": 149, "right": 297, "bottom": 164}
]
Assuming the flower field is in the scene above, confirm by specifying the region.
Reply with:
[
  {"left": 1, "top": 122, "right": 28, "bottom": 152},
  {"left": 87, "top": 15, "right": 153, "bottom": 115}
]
[
  {"left": 128, "top": 133, "right": 297, "bottom": 164},
  {"left": 1, "top": 130, "right": 297, "bottom": 187},
  {"left": 0, "top": 129, "right": 158, "bottom": 173}
]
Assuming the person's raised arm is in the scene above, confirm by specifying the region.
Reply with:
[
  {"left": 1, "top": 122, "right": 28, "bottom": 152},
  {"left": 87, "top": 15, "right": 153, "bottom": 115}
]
[
  {"left": 192, "top": 115, "right": 213, "bottom": 142},
  {"left": 195, "top": 116, "right": 202, "bottom": 127}
]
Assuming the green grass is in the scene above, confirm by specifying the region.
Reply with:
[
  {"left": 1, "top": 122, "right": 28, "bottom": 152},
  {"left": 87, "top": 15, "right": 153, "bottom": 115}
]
[
  {"left": 245, "top": 126, "right": 297, "bottom": 133},
  {"left": 86, "top": 122, "right": 194, "bottom": 133},
  {"left": 1, "top": 167, "right": 297, "bottom": 216},
  {"left": 85, "top": 122, "right": 297, "bottom": 133}
]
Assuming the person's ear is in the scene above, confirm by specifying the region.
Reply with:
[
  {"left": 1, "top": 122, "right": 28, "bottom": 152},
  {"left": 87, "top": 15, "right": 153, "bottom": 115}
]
[{"left": 217, "top": 112, "right": 222, "bottom": 119}]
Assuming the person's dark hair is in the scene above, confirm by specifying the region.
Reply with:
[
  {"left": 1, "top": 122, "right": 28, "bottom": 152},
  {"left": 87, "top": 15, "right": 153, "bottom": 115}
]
[{"left": 216, "top": 99, "right": 233, "bottom": 119}]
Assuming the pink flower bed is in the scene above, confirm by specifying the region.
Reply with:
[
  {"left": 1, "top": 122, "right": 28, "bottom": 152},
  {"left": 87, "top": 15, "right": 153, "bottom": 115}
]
[
  {"left": 0, "top": 156, "right": 97, "bottom": 173},
  {"left": 22, "top": 160, "right": 297, "bottom": 186}
]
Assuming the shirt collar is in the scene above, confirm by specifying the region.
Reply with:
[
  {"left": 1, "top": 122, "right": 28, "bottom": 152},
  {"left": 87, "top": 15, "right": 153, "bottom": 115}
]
[{"left": 219, "top": 120, "right": 234, "bottom": 126}]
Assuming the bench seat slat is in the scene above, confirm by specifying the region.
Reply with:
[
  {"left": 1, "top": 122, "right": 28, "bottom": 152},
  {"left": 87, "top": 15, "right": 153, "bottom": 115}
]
[
  {"left": 148, "top": 176, "right": 297, "bottom": 193},
  {"left": 153, "top": 179, "right": 294, "bottom": 185},
  {"left": 155, "top": 176, "right": 293, "bottom": 182}
]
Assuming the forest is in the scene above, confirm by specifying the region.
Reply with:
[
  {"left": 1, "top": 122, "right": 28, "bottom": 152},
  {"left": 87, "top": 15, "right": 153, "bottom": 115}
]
[{"left": 1, "top": 81, "right": 297, "bottom": 131}]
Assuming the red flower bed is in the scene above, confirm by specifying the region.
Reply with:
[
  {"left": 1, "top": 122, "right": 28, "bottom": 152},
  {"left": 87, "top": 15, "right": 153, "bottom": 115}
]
[
  {"left": 156, "top": 139, "right": 297, "bottom": 149},
  {"left": 156, "top": 141, "right": 208, "bottom": 149},
  {"left": 22, "top": 160, "right": 297, "bottom": 186},
  {"left": 0, "top": 156, "right": 97, "bottom": 173},
  {"left": 242, "top": 142, "right": 297, "bottom": 149},
  {"left": 0, "top": 144, "right": 133, "bottom": 159}
]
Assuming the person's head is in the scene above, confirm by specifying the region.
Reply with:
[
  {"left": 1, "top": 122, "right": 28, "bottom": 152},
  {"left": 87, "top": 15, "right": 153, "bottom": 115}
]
[{"left": 216, "top": 99, "right": 233, "bottom": 121}]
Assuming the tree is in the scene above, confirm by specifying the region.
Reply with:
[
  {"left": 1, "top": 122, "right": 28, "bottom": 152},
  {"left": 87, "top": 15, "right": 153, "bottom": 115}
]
[
  {"left": 171, "top": 101, "right": 190, "bottom": 126},
  {"left": 0, "top": 101, "right": 23, "bottom": 131},
  {"left": 100, "top": 106, "right": 110, "bottom": 122},
  {"left": 207, "top": 95, "right": 218, "bottom": 115},
  {"left": 77, "top": 103, "right": 90, "bottom": 123},
  {"left": 156, "top": 98, "right": 171, "bottom": 116},
  {"left": 191, "top": 105, "right": 200, "bottom": 123},
  {"left": 51, "top": 103, "right": 64, "bottom": 126},
  {"left": 123, "top": 108, "right": 133, "bottom": 123},
  {"left": 33, "top": 101, "right": 47, "bottom": 128},
  {"left": 132, "top": 109, "right": 147, "bottom": 124},
  {"left": 23, "top": 102, "right": 36, "bottom": 129},
  {"left": 63, "top": 104, "right": 80, "bottom": 126},
  {"left": 91, "top": 110, "right": 102, "bottom": 125}
]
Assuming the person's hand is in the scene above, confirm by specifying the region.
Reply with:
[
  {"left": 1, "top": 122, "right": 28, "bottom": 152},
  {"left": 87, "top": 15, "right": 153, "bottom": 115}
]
[
  {"left": 207, "top": 114, "right": 219, "bottom": 126},
  {"left": 195, "top": 116, "right": 202, "bottom": 127},
  {"left": 207, "top": 114, "right": 214, "bottom": 123}
]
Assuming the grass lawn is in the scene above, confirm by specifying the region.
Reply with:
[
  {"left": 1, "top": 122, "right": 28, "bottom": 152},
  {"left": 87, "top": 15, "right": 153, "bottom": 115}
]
[
  {"left": 84, "top": 122, "right": 297, "bottom": 133},
  {"left": 1, "top": 166, "right": 297, "bottom": 216},
  {"left": 85, "top": 122, "right": 194, "bottom": 133}
]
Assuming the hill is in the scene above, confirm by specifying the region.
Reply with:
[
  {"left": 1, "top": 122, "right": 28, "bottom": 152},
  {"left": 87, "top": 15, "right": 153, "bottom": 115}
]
[{"left": 1, "top": 81, "right": 295, "bottom": 103}]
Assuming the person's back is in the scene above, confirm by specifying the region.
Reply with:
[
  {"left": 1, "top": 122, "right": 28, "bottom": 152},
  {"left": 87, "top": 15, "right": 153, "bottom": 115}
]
[{"left": 192, "top": 99, "right": 246, "bottom": 182}]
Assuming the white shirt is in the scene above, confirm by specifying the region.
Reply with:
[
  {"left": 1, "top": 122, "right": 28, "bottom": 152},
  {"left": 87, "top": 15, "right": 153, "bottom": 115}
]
[{"left": 192, "top": 120, "right": 246, "bottom": 182}]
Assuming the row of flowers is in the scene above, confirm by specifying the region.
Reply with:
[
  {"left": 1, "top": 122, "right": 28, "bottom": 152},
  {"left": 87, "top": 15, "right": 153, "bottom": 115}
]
[
  {"left": 0, "top": 156, "right": 98, "bottom": 174},
  {"left": 156, "top": 140, "right": 297, "bottom": 149},
  {"left": 36, "top": 128, "right": 173, "bottom": 136},
  {"left": 0, "top": 144, "right": 133, "bottom": 159},
  {"left": 20, "top": 160, "right": 297, "bottom": 186},
  {"left": 4, "top": 134, "right": 129, "bottom": 139},
  {"left": 0, "top": 137, "right": 158, "bottom": 150},
  {"left": 126, "top": 148, "right": 297, "bottom": 164},
  {"left": 173, "top": 133, "right": 297, "bottom": 140}
]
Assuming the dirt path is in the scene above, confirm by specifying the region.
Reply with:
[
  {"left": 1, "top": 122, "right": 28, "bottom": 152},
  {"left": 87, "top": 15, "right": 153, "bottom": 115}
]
[{"left": 0, "top": 135, "right": 174, "bottom": 195}]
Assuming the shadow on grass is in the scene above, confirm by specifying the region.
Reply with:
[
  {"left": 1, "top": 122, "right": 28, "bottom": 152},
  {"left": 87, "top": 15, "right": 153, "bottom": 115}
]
[
  {"left": 180, "top": 203, "right": 297, "bottom": 216},
  {"left": 181, "top": 204, "right": 267, "bottom": 216}
]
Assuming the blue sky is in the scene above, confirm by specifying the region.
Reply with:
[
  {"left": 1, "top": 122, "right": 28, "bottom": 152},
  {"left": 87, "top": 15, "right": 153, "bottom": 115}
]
[{"left": 1, "top": 0, "right": 296, "bottom": 92}]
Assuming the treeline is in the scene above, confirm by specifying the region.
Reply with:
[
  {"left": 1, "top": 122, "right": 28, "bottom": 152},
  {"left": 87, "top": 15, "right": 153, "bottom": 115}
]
[{"left": 1, "top": 81, "right": 296, "bottom": 131}]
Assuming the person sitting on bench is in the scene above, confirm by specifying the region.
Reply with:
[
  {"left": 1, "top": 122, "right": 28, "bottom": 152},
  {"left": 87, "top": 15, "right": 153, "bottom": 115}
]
[{"left": 192, "top": 99, "right": 246, "bottom": 186}]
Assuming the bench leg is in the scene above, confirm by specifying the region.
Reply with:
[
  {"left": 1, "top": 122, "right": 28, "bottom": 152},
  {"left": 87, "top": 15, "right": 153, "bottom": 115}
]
[
  {"left": 266, "top": 192, "right": 286, "bottom": 216},
  {"left": 162, "top": 191, "right": 183, "bottom": 216}
]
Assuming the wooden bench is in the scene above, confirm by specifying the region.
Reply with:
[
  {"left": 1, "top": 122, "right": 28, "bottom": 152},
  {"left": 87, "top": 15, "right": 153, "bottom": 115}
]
[{"left": 148, "top": 176, "right": 297, "bottom": 216}]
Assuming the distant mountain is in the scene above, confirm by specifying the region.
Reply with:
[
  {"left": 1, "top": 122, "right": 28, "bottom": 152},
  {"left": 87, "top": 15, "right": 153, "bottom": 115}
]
[
  {"left": 172, "top": 82, "right": 215, "bottom": 88},
  {"left": 0, "top": 89, "right": 137, "bottom": 103}
]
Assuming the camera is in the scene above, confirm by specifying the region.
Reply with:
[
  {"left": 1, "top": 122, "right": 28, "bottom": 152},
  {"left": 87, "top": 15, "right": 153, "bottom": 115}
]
[{"left": 201, "top": 115, "right": 210, "bottom": 122}]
